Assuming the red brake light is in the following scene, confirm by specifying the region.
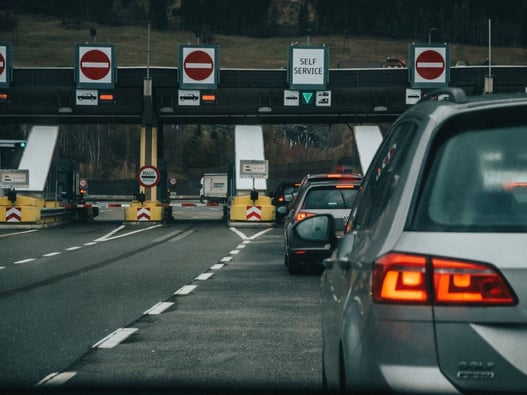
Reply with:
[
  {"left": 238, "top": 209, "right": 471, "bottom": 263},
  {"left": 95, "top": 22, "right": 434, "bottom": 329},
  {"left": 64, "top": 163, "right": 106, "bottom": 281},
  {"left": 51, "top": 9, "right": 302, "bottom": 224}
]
[
  {"left": 432, "top": 258, "right": 516, "bottom": 304},
  {"left": 373, "top": 253, "right": 428, "bottom": 303},
  {"left": 373, "top": 253, "right": 516, "bottom": 305},
  {"left": 295, "top": 211, "right": 315, "bottom": 222},
  {"left": 278, "top": 196, "right": 285, "bottom": 202}
]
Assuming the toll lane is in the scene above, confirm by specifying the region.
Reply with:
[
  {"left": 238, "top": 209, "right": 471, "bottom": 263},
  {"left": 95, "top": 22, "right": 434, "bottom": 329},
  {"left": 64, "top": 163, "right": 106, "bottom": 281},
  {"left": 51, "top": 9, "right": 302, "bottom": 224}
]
[{"left": 0, "top": 220, "right": 242, "bottom": 386}]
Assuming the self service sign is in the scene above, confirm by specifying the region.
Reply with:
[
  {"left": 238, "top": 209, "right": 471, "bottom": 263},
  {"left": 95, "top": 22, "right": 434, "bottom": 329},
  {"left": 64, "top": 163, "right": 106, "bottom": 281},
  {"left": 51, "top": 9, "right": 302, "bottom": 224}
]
[{"left": 288, "top": 45, "right": 328, "bottom": 90}]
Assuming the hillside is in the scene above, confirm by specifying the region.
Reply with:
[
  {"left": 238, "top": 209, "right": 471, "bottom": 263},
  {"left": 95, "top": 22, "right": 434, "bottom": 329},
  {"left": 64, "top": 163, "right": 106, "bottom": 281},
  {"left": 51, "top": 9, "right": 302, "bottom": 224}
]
[{"left": 3, "top": 14, "right": 527, "bottom": 68}]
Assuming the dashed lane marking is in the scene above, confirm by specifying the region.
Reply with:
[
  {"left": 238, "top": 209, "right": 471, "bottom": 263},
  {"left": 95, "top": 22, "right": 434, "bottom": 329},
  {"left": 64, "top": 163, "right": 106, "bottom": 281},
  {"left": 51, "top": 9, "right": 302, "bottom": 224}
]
[
  {"left": 92, "top": 328, "right": 138, "bottom": 349},
  {"left": 174, "top": 284, "right": 197, "bottom": 295},
  {"left": 37, "top": 371, "right": 77, "bottom": 386},
  {"left": 195, "top": 272, "right": 214, "bottom": 281},
  {"left": 14, "top": 258, "right": 36, "bottom": 264},
  {"left": 144, "top": 302, "right": 174, "bottom": 315},
  {"left": 42, "top": 252, "right": 61, "bottom": 257}
]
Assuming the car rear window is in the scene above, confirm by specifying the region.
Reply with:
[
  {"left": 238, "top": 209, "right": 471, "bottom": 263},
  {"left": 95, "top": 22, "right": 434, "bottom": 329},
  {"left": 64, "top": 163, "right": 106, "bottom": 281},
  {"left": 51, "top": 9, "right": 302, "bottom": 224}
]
[
  {"left": 412, "top": 125, "right": 527, "bottom": 231},
  {"left": 302, "top": 186, "right": 358, "bottom": 210}
]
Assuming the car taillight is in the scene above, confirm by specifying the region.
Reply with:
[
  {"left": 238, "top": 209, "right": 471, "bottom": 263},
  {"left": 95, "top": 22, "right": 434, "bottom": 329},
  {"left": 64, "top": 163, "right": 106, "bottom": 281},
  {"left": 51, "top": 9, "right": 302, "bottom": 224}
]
[
  {"left": 295, "top": 211, "right": 315, "bottom": 222},
  {"left": 372, "top": 252, "right": 516, "bottom": 306}
]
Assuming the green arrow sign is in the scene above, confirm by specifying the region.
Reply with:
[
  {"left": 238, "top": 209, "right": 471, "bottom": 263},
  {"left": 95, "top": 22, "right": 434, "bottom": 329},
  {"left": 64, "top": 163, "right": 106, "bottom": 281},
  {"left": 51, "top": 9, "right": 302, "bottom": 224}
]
[{"left": 301, "top": 92, "right": 314, "bottom": 105}]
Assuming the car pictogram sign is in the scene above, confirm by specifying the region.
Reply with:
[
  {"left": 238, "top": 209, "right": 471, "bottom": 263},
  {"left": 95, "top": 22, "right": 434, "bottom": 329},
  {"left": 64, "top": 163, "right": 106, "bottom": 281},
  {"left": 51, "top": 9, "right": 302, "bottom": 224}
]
[
  {"left": 76, "top": 45, "right": 115, "bottom": 88},
  {"left": 179, "top": 45, "right": 219, "bottom": 89}
]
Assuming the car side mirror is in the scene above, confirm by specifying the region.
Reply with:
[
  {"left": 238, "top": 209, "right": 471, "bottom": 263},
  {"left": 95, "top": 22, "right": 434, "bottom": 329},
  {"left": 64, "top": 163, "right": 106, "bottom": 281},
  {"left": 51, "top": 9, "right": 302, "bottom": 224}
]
[{"left": 293, "top": 214, "right": 337, "bottom": 248}]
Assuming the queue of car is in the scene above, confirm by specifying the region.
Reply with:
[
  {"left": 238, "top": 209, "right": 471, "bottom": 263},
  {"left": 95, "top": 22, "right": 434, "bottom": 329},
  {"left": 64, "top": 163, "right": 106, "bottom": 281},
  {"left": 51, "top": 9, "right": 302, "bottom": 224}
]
[{"left": 283, "top": 88, "right": 527, "bottom": 393}]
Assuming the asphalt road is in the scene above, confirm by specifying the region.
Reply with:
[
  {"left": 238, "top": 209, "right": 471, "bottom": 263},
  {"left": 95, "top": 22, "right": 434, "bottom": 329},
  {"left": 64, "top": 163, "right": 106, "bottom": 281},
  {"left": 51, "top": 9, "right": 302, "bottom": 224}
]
[{"left": 0, "top": 206, "right": 322, "bottom": 393}]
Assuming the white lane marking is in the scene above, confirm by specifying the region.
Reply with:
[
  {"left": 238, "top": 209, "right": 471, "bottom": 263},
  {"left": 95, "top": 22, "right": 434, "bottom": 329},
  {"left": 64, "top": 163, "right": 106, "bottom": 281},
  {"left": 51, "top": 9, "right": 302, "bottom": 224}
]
[
  {"left": 220, "top": 256, "right": 232, "bottom": 263},
  {"left": 83, "top": 242, "right": 97, "bottom": 246},
  {"left": 211, "top": 263, "right": 224, "bottom": 270},
  {"left": 96, "top": 224, "right": 125, "bottom": 240},
  {"left": 249, "top": 228, "right": 273, "bottom": 240},
  {"left": 42, "top": 252, "right": 61, "bottom": 257},
  {"left": 242, "top": 240, "right": 251, "bottom": 244},
  {"left": 237, "top": 244, "right": 246, "bottom": 249},
  {"left": 0, "top": 266, "right": 5, "bottom": 270},
  {"left": 92, "top": 328, "right": 138, "bottom": 349},
  {"left": 229, "top": 227, "right": 248, "bottom": 240},
  {"left": 195, "top": 272, "right": 214, "bottom": 281},
  {"left": 94, "top": 224, "right": 162, "bottom": 242},
  {"left": 229, "top": 250, "right": 239, "bottom": 255},
  {"left": 36, "top": 371, "right": 77, "bottom": 386},
  {"left": 65, "top": 246, "right": 82, "bottom": 251},
  {"left": 174, "top": 284, "right": 197, "bottom": 295},
  {"left": 0, "top": 229, "right": 38, "bottom": 239},
  {"left": 14, "top": 258, "right": 36, "bottom": 264},
  {"left": 144, "top": 302, "right": 174, "bottom": 315}
]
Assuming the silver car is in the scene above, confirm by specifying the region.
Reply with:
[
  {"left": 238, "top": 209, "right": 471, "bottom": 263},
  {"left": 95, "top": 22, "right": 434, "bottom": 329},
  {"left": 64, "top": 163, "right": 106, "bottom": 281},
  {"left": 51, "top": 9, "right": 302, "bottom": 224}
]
[{"left": 295, "top": 88, "right": 527, "bottom": 393}]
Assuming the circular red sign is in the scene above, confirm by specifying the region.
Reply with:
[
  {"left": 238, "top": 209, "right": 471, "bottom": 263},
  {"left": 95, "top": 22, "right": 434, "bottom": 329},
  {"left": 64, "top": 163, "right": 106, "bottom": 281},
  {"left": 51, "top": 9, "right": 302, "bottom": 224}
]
[
  {"left": 0, "top": 53, "right": 5, "bottom": 76},
  {"left": 415, "top": 50, "right": 445, "bottom": 80},
  {"left": 184, "top": 50, "right": 214, "bottom": 81},
  {"left": 137, "top": 165, "right": 160, "bottom": 188},
  {"left": 80, "top": 49, "right": 111, "bottom": 81}
]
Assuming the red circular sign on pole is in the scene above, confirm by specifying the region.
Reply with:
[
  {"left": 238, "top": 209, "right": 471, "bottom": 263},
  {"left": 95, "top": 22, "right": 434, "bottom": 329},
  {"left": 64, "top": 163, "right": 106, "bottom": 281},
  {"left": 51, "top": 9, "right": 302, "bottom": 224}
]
[
  {"left": 80, "top": 49, "right": 111, "bottom": 81},
  {"left": 0, "top": 53, "right": 5, "bottom": 76},
  {"left": 137, "top": 165, "right": 160, "bottom": 188},
  {"left": 183, "top": 50, "right": 214, "bottom": 81},
  {"left": 415, "top": 50, "right": 445, "bottom": 80}
]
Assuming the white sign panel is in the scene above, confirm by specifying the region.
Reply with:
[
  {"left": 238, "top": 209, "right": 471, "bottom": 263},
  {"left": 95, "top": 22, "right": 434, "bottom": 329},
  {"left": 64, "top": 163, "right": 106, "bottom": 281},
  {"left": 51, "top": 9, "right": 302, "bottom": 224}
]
[
  {"left": 284, "top": 90, "right": 299, "bottom": 106},
  {"left": 406, "top": 88, "right": 421, "bottom": 104},
  {"left": 76, "top": 45, "right": 115, "bottom": 87},
  {"left": 0, "top": 169, "right": 29, "bottom": 188},
  {"left": 76, "top": 89, "right": 98, "bottom": 106},
  {"left": 178, "top": 90, "right": 200, "bottom": 106},
  {"left": 316, "top": 90, "right": 331, "bottom": 106},
  {"left": 0, "top": 45, "right": 7, "bottom": 86},
  {"left": 410, "top": 44, "right": 450, "bottom": 88},
  {"left": 288, "top": 46, "right": 328, "bottom": 89},
  {"left": 179, "top": 46, "right": 219, "bottom": 89},
  {"left": 240, "top": 160, "right": 268, "bottom": 179}
]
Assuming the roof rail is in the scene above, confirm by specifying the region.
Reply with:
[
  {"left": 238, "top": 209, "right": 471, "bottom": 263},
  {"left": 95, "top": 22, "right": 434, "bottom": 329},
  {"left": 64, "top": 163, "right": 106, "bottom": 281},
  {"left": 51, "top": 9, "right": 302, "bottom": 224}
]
[{"left": 420, "top": 87, "right": 468, "bottom": 104}]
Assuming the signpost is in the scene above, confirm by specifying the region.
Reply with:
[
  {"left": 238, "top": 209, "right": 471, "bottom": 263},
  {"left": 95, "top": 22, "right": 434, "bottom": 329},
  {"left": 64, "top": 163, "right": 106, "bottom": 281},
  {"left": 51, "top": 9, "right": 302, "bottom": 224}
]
[
  {"left": 409, "top": 44, "right": 450, "bottom": 88},
  {"left": 76, "top": 45, "right": 116, "bottom": 88},
  {"left": 179, "top": 45, "right": 219, "bottom": 89}
]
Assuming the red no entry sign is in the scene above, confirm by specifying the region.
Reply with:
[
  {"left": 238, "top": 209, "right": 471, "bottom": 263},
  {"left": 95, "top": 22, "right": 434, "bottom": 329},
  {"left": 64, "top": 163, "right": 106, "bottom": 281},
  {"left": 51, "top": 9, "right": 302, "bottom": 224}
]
[
  {"left": 179, "top": 46, "right": 218, "bottom": 88},
  {"left": 80, "top": 49, "right": 111, "bottom": 80},
  {"left": 0, "top": 53, "right": 5, "bottom": 77},
  {"left": 76, "top": 45, "right": 114, "bottom": 87},
  {"left": 184, "top": 50, "right": 214, "bottom": 81},
  {"left": 415, "top": 49, "right": 445, "bottom": 80}
]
